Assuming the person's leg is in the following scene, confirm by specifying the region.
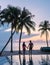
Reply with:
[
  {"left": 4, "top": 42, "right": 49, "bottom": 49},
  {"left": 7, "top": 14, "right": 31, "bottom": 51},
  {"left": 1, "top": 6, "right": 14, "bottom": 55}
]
[
  {"left": 31, "top": 49, "right": 32, "bottom": 55},
  {"left": 23, "top": 50, "right": 25, "bottom": 59},
  {"left": 23, "top": 49, "right": 25, "bottom": 55},
  {"left": 30, "top": 49, "right": 31, "bottom": 55},
  {"left": 23, "top": 49, "right": 24, "bottom": 54},
  {"left": 30, "top": 48, "right": 32, "bottom": 55},
  {"left": 29, "top": 49, "right": 30, "bottom": 55}
]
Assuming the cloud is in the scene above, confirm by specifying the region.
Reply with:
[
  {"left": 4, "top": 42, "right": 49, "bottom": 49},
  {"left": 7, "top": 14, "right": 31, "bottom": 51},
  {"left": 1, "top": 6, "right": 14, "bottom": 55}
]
[
  {"left": 0, "top": 27, "right": 3, "bottom": 30},
  {"left": 1, "top": 28, "right": 40, "bottom": 43},
  {"left": 3, "top": 28, "right": 39, "bottom": 40},
  {"left": 4, "top": 28, "right": 11, "bottom": 32},
  {"left": 22, "top": 33, "right": 39, "bottom": 39},
  {"left": 13, "top": 33, "right": 40, "bottom": 43}
]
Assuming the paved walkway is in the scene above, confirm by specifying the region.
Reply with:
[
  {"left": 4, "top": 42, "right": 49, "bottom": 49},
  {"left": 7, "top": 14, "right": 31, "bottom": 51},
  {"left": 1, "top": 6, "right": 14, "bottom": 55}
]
[{"left": 0, "top": 50, "right": 50, "bottom": 56}]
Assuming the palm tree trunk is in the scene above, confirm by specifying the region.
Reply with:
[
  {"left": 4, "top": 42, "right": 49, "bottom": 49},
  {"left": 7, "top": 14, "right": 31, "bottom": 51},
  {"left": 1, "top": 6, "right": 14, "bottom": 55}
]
[
  {"left": 11, "top": 23, "right": 13, "bottom": 52},
  {"left": 19, "top": 28, "right": 22, "bottom": 54},
  {"left": 46, "top": 31, "right": 48, "bottom": 47},
  {"left": 0, "top": 31, "right": 15, "bottom": 55}
]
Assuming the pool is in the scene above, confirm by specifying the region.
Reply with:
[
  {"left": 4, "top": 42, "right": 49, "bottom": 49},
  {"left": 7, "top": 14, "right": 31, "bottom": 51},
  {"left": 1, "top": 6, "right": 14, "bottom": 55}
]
[{"left": 0, "top": 55, "right": 50, "bottom": 65}]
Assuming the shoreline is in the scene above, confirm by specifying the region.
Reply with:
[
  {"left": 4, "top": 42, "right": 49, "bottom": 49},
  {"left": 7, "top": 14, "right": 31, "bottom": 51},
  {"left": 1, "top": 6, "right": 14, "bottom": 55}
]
[{"left": 0, "top": 50, "right": 50, "bottom": 57}]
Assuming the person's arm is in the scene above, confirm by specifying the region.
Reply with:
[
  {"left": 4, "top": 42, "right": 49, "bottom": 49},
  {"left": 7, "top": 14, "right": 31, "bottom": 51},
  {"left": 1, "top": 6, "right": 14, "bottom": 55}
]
[
  {"left": 27, "top": 44, "right": 29, "bottom": 49},
  {"left": 32, "top": 43, "right": 34, "bottom": 47},
  {"left": 32, "top": 43, "right": 33, "bottom": 48}
]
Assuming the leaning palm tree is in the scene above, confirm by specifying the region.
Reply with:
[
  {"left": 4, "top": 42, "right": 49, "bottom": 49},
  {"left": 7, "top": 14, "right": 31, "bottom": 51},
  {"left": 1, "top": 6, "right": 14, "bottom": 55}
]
[
  {"left": 0, "top": 5, "right": 21, "bottom": 52},
  {"left": 39, "top": 20, "right": 50, "bottom": 47},
  {"left": 16, "top": 7, "right": 35, "bottom": 53}
]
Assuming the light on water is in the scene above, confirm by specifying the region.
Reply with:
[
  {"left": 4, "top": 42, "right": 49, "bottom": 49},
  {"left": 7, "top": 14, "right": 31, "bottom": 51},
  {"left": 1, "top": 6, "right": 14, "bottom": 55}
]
[{"left": 0, "top": 55, "right": 50, "bottom": 65}]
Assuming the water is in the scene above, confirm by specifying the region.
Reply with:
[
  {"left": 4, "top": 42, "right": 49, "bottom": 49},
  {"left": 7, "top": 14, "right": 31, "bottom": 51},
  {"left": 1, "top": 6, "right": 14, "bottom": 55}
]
[
  {"left": 0, "top": 40, "right": 50, "bottom": 65},
  {"left": 0, "top": 30, "right": 50, "bottom": 65},
  {"left": 0, "top": 55, "right": 50, "bottom": 65}
]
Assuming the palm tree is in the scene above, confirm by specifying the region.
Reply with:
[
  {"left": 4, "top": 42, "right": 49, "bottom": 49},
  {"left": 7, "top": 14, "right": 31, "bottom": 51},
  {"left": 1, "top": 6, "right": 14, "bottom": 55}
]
[
  {"left": 0, "top": 5, "right": 21, "bottom": 52},
  {"left": 16, "top": 7, "right": 35, "bottom": 53},
  {"left": 39, "top": 20, "right": 50, "bottom": 47}
]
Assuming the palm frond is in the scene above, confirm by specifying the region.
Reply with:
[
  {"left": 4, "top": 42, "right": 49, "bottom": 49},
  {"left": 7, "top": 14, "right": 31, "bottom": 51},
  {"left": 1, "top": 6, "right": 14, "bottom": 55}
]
[
  {"left": 28, "top": 21, "right": 35, "bottom": 26},
  {"left": 39, "top": 20, "right": 50, "bottom": 37},
  {"left": 47, "top": 28, "right": 50, "bottom": 31},
  {"left": 24, "top": 24, "right": 31, "bottom": 34},
  {"left": 0, "top": 5, "right": 21, "bottom": 29},
  {"left": 38, "top": 28, "right": 45, "bottom": 31},
  {"left": 21, "top": 7, "right": 31, "bottom": 19},
  {"left": 39, "top": 22, "right": 44, "bottom": 27},
  {"left": 26, "top": 22, "right": 35, "bottom": 31},
  {"left": 17, "top": 7, "right": 35, "bottom": 34},
  {"left": 41, "top": 30, "right": 45, "bottom": 37}
]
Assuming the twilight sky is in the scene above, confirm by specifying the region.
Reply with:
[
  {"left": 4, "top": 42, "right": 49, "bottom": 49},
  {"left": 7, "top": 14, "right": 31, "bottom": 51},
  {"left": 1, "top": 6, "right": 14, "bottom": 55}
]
[{"left": 0, "top": 0, "right": 50, "bottom": 43}]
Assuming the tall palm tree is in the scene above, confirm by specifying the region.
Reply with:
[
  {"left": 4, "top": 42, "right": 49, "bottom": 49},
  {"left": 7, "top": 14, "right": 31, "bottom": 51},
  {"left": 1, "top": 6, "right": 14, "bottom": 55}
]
[
  {"left": 0, "top": 5, "right": 21, "bottom": 52},
  {"left": 39, "top": 20, "right": 50, "bottom": 47},
  {"left": 16, "top": 7, "right": 35, "bottom": 53}
]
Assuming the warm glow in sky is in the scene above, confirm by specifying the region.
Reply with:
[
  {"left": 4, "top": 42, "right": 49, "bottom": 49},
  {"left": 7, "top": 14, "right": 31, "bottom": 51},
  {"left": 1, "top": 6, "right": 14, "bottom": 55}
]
[{"left": 0, "top": 0, "right": 50, "bottom": 42}]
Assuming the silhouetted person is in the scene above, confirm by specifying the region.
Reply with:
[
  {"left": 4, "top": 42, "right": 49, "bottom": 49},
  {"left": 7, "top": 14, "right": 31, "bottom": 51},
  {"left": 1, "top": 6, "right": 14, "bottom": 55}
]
[
  {"left": 22, "top": 42, "right": 26, "bottom": 55},
  {"left": 28, "top": 40, "right": 33, "bottom": 55}
]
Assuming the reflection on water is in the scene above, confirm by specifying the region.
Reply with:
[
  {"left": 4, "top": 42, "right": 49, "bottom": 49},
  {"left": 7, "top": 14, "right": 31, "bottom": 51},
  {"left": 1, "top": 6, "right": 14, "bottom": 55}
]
[
  {"left": 29, "top": 55, "right": 33, "bottom": 65},
  {"left": 22, "top": 55, "right": 26, "bottom": 65},
  {"left": 39, "top": 55, "right": 50, "bottom": 65},
  {"left": 0, "top": 55, "right": 50, "bottom": 65}
]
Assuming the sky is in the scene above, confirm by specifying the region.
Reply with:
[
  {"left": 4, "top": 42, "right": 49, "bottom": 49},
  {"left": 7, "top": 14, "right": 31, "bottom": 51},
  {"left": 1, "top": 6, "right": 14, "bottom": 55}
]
[{"left": 0, "top": 0, "right": 50, "bottom": 43}]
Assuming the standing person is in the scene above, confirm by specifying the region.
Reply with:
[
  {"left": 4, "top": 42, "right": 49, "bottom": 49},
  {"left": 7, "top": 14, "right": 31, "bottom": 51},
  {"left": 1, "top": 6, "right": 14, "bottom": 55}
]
[
  {"left": 28, "top": 40, "right": 34, "bottom": 55},
  {"left": 22, "top": 42, "right": 26, "bottom": 55}
]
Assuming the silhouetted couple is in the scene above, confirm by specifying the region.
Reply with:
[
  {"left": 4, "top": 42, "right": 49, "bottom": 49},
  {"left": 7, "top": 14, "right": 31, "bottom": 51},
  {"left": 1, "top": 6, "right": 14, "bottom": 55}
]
[{"left": 22, "top": 40, "right": 34, "bottom": 55}]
